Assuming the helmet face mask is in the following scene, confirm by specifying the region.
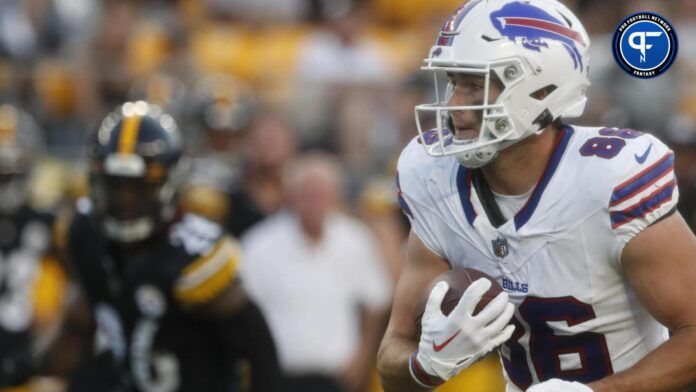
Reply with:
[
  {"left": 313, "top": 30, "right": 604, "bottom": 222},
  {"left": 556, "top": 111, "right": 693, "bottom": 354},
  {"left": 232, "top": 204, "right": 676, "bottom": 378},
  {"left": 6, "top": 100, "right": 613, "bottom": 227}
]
[
  {"left": 90, "top": 101, "right": 185, "bottom": 243},
  {"left": 91, "top": 175, "right": 160, "bottom": 241},
  {"left": 415, "top": 0, "right": 590, "bottom": 168},
  {"left": 415, "top": 64, "right": 520, "bottom": 168}
]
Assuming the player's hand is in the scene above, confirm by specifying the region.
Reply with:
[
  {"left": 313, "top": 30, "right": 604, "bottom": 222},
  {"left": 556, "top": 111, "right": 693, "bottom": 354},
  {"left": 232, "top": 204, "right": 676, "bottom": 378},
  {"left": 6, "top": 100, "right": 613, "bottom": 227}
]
[
  {"left": 411, "top": 279, "right": 515, "bottom": 384},
  {"left": 526, "top": 379, "right": 593, "bottom": 392}
]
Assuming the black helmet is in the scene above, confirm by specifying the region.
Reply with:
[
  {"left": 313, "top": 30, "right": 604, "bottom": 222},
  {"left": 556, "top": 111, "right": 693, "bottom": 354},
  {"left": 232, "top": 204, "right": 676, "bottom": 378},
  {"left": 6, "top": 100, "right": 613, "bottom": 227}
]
[
  {"left": 89, "top": 101, "right": 185, "bottom": 243},
  {"left": 191, "top": 74, "right": 255, "bottom": 138},
  {"left": 0, "top": 104, "right": 43, "bottom": 213}
]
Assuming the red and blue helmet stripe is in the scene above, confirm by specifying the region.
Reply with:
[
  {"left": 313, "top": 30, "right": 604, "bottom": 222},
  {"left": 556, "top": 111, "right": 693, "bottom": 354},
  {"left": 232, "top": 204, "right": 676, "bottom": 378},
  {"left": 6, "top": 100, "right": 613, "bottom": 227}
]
[
  {"left": 437, "top": 0, "right": 485, "bottom": 46},
  {"left": 490, "top": 1, "right": 586, "bottom": 70}
]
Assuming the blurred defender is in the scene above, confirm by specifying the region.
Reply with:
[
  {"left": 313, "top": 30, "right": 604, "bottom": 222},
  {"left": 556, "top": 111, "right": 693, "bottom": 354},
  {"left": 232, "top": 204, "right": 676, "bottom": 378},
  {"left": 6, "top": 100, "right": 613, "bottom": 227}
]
[
  {"left": 0, "top": 104, "right": 58, "bottom": 388},
  {"left": 377, "top": 1, "right": 696, "bottom": 391},
  {"left": 52, "top": 102, "right": 281, "bottom": 392}
]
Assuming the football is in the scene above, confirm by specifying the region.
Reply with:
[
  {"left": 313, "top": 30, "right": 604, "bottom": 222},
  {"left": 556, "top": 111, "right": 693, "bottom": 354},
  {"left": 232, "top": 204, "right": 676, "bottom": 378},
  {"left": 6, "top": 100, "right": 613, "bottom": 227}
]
[{"left": 414, "top": 268, "right": 504, "bottom": 338}]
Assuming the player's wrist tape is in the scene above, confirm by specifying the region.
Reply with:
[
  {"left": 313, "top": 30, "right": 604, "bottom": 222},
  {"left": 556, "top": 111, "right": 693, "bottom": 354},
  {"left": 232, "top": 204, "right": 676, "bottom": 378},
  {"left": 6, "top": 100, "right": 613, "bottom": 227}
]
[{"left": 408, "top": 351, "right": 444, "bottom": 389}]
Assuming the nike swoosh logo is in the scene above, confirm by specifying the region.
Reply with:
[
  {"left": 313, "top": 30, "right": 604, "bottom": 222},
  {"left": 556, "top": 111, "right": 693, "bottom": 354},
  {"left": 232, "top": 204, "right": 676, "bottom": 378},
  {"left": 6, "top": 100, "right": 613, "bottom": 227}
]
[
  {"left": 433, "top": 330, "right": 461, "bottom": 352},
  {"left": 635, "top": 143, "right": 653, "bottom": 164}
]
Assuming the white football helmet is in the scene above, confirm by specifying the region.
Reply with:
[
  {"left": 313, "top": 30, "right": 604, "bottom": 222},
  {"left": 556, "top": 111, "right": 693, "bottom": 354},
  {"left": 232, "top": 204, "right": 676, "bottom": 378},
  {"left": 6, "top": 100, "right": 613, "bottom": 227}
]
[{"left": 415, "top": 0, "right": 590, "bottom": 168}]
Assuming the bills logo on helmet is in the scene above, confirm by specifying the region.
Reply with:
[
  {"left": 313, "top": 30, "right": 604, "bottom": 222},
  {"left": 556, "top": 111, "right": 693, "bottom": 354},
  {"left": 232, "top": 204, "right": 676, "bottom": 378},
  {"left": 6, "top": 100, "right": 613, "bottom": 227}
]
[
  {"left": 490, "top": 1, "right": 587, "bottom": 70},
  {"left": 437, "top": 0, "right": 484, "bottom": 46}
]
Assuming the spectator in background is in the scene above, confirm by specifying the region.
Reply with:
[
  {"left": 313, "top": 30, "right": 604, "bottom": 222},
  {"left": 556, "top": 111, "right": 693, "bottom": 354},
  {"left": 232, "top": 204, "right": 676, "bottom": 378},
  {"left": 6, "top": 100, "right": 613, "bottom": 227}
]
[
  {"left": 291, "top": 0, "right": 390, "bottom": 150},
  {"left": 32, "top": 59, "right": 92, "bottom": 159},
  {"left": 205, "top": 0, "right": 310, "bottom": 23},
  {"left": 0, "top": 0, "right": 37, "bottom": 60},
  {"left": 180, "top": 78, "right": 293, "bottom": 238},
  {"left": 224, "top": 112, "right": 297, "bottom": 237},
  {"left": 241, "top": 153, "right": 391, "bottom": 392},
  {"left": 664, "top": 119, "right": 696, "bottom": 231},
  {"left": 36, "top": 0, "right": 101, "bottom": 55},
  {"left": 673, "top": 0, "right": 696, "bottom": 66},
  {"left": 294, "top": 0, "right": 388, "bottom": 86},
  {"left": 180, "top": 74, "right": 254, "bottom": 226}
]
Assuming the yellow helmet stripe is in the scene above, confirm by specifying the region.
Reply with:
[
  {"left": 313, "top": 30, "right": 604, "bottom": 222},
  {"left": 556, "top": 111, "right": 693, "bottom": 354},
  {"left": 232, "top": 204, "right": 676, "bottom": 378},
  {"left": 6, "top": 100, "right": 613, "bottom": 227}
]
[{"left": 118, "top": 115, "right": 142, "bottom": 154}]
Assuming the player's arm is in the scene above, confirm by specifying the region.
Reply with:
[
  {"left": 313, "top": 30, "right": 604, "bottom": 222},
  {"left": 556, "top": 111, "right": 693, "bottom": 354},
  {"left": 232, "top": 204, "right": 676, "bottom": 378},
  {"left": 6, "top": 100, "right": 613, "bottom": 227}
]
[
  {"left": 338, "top": 305, "right": 389, "bottom": 391},
  {"left": 382, "top": 153, "right": 515, "bottom": 390},
  {"left": 38, "top": 287, "right": 94, "bottom": 379},
  {"left": 379, "top": 230, "right": 514, "bottom": 391},
  {"left": 175, "top": 237, "right": 282, "bottom": 392},
  {"left": 192, "top": 281, "right": 282, "bottom": 392},
  {"left": 377, "top": 230, "right": 451, "bottom": 391},
  {"left": 588, "top": 211, "right": 696, "bottom": 392},
  {"left": 38, "top": 211, "right": 95, "bottom": 382}
]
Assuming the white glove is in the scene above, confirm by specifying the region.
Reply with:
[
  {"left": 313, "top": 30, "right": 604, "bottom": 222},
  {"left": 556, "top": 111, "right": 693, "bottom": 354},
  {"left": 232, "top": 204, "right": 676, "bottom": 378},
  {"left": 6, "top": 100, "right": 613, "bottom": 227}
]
[
  {"left": 526, "top": 379, "right": 593, "bottom": 392},
  {"left": 410, "top": 278, "right": 515, "bottom": 387}
]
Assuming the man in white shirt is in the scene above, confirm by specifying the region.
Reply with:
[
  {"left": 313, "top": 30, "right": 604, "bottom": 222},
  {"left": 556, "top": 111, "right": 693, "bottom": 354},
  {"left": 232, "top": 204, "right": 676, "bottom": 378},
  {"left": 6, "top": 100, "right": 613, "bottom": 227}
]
[{"left": 242, "top": 153, "right": 392, "bottom": 392}]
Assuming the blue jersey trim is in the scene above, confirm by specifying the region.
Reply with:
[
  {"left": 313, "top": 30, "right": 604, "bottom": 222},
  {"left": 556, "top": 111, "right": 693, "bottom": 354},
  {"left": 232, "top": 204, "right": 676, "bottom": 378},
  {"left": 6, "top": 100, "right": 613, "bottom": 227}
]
[
  {"left": 396, "top": 173, "right": 414, "bottom": 219},
  {"left": 610, "top": 180, "right": 676, "bottom": 228},
  {"left": 514, "top": 126, "right": 575, "bottom": 230},
  {"left": 610, "top": 153, "right": 674, "bottom": 206},
  {"left": 457, "top": 166, "right": 477, "bottom": 225}
]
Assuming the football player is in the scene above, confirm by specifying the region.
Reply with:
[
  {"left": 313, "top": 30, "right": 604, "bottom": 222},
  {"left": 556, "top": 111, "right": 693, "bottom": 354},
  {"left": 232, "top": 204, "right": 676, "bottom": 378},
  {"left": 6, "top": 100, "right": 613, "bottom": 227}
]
[
  {"left": 377, "top": 1, "right": 696, "bottom": 391},
  {"left": 0, "top": 104, "right": 61, "bottom": 388},
  {"left": 180, "top": 74, "right": 257, "bottom": 228},
  {"left": 52, "top": 101, "right": 281, "bottom": 392}
]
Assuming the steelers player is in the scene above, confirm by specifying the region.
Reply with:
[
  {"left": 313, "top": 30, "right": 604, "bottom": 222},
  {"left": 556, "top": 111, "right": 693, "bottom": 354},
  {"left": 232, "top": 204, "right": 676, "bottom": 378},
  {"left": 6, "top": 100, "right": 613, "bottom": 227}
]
[
  {"left": 57, "top": 101, "right": 280, "bottom": 392},
  {"left": 0, "top": 104, "right": 63, "bottom": 388}
]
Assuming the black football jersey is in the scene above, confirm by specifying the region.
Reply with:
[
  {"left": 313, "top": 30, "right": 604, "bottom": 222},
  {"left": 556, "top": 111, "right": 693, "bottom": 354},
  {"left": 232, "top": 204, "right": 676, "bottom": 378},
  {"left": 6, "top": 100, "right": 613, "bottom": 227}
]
[
  {"left": 0, "top": 206, "right": 53, "bottom": 355},
  {"left": 68, "top": 199, "right": 242, "bottom": 392}
]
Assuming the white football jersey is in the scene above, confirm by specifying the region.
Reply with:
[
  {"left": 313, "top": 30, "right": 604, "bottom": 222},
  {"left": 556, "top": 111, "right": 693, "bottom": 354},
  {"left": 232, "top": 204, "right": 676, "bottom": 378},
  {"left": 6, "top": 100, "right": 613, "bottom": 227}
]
[{"left": 396, "top": 125, "right": 677, "bottom": 391}]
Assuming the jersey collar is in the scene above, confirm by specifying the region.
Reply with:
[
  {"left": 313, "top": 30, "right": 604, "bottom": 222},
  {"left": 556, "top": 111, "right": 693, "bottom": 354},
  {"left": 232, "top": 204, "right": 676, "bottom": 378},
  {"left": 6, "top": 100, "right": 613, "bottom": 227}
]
[{"left": 457, "top": 125, "right": 575, "bottom": 230}]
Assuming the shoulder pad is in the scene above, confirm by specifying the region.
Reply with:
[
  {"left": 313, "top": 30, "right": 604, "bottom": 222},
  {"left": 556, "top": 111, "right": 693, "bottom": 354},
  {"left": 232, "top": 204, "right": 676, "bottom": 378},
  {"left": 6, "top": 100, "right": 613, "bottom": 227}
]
[
  {"left": 174, "top": 235, "right": 241, "bottom": 306},
  {"left": 169, "top": 213, "right": 241, "bottom": 306},
  {"left": 169, "top": 213, "right": 223, "bottom": 256},
  {"left": 607, "top": 132, "right": 677, "bottom": 242},
  {"left": 396, "top": 136, "right": 452, "bottom": 208},
  {"left": 395, "top": 136, "right": 455, "bottom": 257},
  {"left": 572, "top": 127, "right": 677, "bottom": 243}
]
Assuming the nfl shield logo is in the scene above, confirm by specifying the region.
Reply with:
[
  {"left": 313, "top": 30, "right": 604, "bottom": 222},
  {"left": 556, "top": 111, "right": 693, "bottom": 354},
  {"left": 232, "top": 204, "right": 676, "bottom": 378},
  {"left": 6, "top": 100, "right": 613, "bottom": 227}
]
[{"left": 492, "top": 237, "right": 509, "bottom": 258}]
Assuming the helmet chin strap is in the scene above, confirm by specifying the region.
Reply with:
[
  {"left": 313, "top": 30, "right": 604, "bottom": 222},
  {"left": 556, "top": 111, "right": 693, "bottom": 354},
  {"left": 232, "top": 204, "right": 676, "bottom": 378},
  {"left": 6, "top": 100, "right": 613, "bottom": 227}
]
[
  {"left": 454, "top": 135, "right": 525, "bottom": 168},
  {"left": 455, "top": 145, "right": 499, "bottom": 168},
  {"left": 446, "top": 114, "right": 503, "bottom": 168},
  {"left": 448, "top": 113, "right": 502, "bottom": 169},
  {"left": 450, "top": 108, "right": 549, "bottom": 169}
]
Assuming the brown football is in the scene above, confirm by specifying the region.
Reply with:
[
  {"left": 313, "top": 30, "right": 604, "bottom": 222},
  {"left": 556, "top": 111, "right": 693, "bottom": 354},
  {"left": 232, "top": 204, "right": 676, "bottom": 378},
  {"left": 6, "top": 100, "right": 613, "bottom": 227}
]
[{"left": 413, "top": 268, "right": 504, "bottom": 338}]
